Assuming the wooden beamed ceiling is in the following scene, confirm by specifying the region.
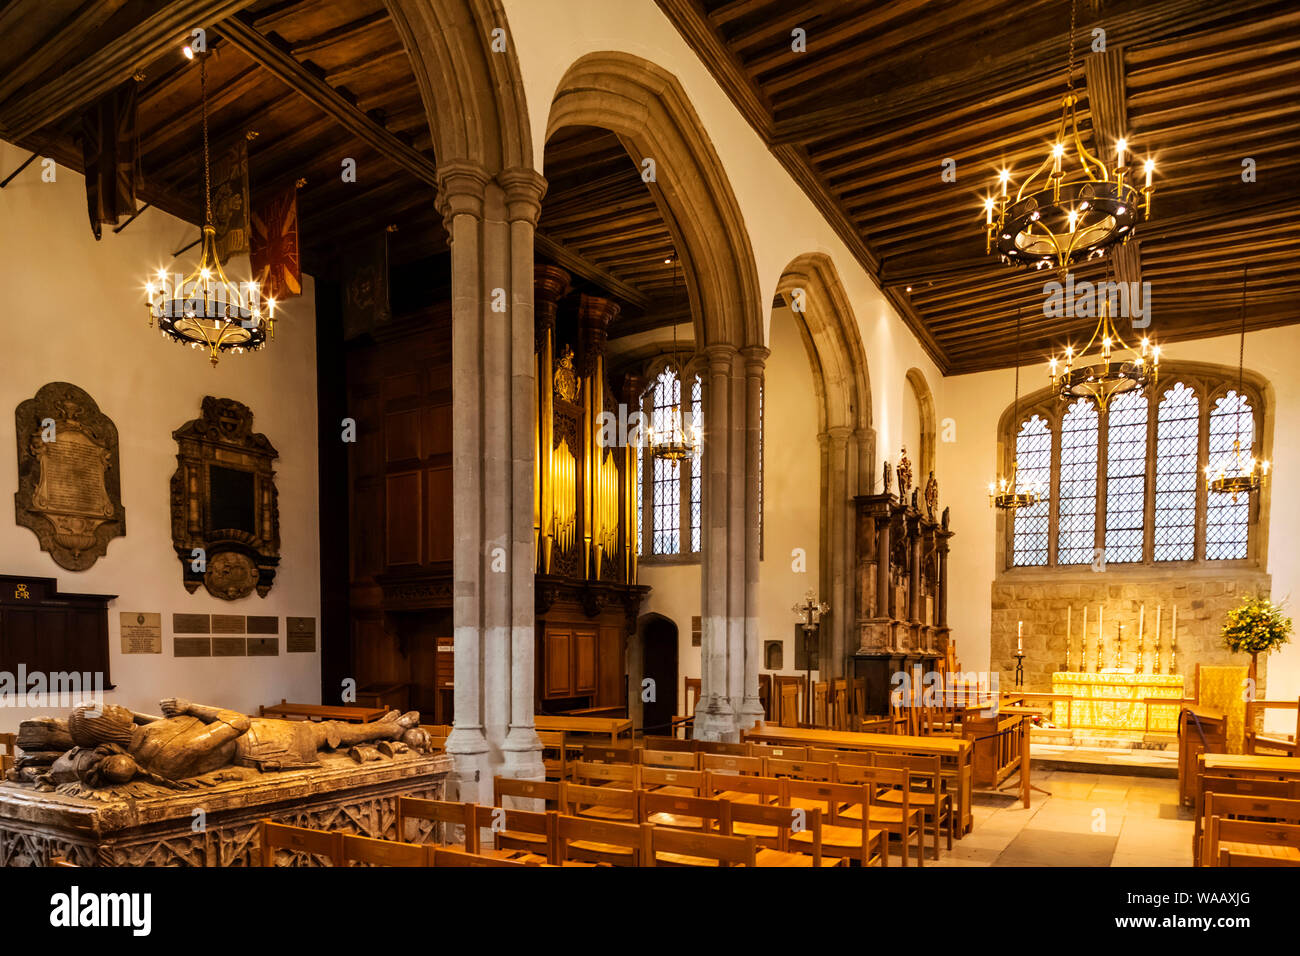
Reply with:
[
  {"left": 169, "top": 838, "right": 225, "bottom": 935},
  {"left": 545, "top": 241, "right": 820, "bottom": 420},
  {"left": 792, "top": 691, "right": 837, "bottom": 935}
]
[
  {"left": 658, "top": 0, "right": 1300, "bottom": 373},
  {"left": 0, "top": 0, "right": 645, "bottom": 302}
]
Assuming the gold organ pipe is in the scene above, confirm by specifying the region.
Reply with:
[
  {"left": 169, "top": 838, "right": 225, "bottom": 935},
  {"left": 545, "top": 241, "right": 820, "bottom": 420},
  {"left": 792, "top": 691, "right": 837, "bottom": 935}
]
[{"left": 540, "top": 326, "right": 554, "bottom": 573}]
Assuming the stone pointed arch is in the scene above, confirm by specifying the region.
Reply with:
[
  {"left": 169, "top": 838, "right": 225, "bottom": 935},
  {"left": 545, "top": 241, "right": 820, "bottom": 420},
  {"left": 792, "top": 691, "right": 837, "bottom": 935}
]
[
  {"left": 547, "top": 53, "right": 765, "bottom": 739},
  {"left": 385, "top": 0, "right": 532, "bottom": 173},
  {"left": 547, "top": 51, "right": 763, "bottom": 350},
  {"left": 775, "top": 253, "right": 875, "bottom": 678},
  {"left": 904, "top": 367, "right": 937, "bottom": 483}
]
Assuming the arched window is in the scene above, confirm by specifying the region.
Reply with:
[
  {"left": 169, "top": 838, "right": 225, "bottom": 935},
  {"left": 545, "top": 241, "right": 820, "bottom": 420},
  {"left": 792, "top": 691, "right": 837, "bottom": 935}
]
[
  {"left": 1154, "top": 383, "right": 1199, "bottom": 562},
  {"left": 1001, "top": 367, "right": 1265, "bottom": 569},
  {"left": 1104, "top": 389, "right": 1148, "bottom": 564},
  {"left": 638, "top": 366, "right": 703, "bottom": 558},
  {"left": 1011, "top": 415, "right": 1051, "bottom": 567},
  {"left": 1057, "top": 399, "right": 1098, "bottom": 565},
  {"left": 1206, "top": 390, "right": 1253, "bottom": 560}
]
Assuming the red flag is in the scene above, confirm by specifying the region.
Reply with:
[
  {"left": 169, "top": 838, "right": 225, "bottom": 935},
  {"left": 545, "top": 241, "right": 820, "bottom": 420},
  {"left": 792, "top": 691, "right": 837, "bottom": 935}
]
[{"left": 250, "top": 183, "right": 301, "bottom": 301}]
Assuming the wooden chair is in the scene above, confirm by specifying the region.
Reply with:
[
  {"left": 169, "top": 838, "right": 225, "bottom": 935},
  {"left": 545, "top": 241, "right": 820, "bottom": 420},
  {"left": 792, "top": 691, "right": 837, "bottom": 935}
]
[
  {"left": 640, "top": 765, "right": 705, "bottom": 798},
  {"left": 569, "top": 760, "right": 640, "bottom": 790},
  {"left": 699, "top": 752, "right": 762, "bottom": 776},
  {"left": 831, "top": 763, "right": 924, "bottom": 866},
  {"left": 1207, "top": 814, "right": 1300, "bottom": 867},
  {"left": 780, "top": 779, "right": 885, "bottom": 867},
  {"left": 807, "top": 746, "right": 873, "bottom": 767},
  {"left": 851, "top": 678, "right": 867, "bottom": 725},
  {"left": 1195, "top": 775, "right": 1300, "bottom": 865},
  {"left": 773, "top": 675, "right": 804, "bottom": 727},
  {"left": 342, "top": 832, "right": 428, "bottom": 866},
  {"left": 643, "top": 734, "right": 696, "bottom": 753},
  {"left": 762, "top": 756, "right": 834, "bottom": 782},
  {"left": 813, "top": 681, "right": 830, "bottom": 727},
  {"left": 696, "top": 739, "right": 750, "bottom": 757},
  {"left": 259, "top": 820, "right": 343, "bottom": 866},
  {"left": 872, "top": 752, "right": 955, "bottom": 859},
  {"left": 729, "top": 801, "right": 828, "bottom": 866},
  {"left": 642, "top": 824, "right": 756, "bottom": 867},
  {"left": 431, "top": 846, "right": 530, "bottom": 867},
  {"left": 395, "top": 796, "right": 472, "bottom": 846},
  {"left": 560, "top": 780, "right": 638, "bottom": 823},
  {"left": 554, "top": 814, "right": 643, "bottom": 866},
  {"left": 494, "top": 777, "right": 561, "bottom": 855},
  {"left": 418, "top": 724, "right": 451, "bottom": 752},
  {"left": 830, "top": 679, "right": 850, "bottom": 730},
  {"left": 469, "top": 803, "right": 554, "bottom": 861},
  {"left": 748, "top": 743, "right": 808, "bottom": 761},
  {"left": 582, "top": 743, "right": 634, "bottom": 765},
  {"left": 638, "top": 748, "right": 697, "bottom": 770},
  {"left": 1203, "top": 792, "right": 1300, "bottom": 866},
  {"left": 538, "top": 730, "right": 566, "bottom": 779},
  {"left": 639, "top": 790, "right": 730, "bottom": 832},
  {"left": 0, "top": 732, "right": 15, "bottom": 777},
  {"left": 703, "top": 770, "right": 783, "bottom": 809}
]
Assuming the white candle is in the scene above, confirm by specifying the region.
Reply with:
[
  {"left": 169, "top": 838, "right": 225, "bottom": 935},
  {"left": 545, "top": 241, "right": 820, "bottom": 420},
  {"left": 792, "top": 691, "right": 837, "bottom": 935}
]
[
  {"left": 1138, "top": 604, "right": 1145, "bottom": 641},
  {"left": 1018, "top": 620, "right": 1023, "bottom": 638},
  {"left": 1081, "top": 605, "right": 1088, "bottom": 670},
  {"left": 1067, "top": 605, "right": 1073, "bottom": 644},
  {"left": 1171, "top": 604, "right": 1177, "bottom": 643},
  {"left": 1116, "top": 138, "right": 1127, "bottom": 167}
]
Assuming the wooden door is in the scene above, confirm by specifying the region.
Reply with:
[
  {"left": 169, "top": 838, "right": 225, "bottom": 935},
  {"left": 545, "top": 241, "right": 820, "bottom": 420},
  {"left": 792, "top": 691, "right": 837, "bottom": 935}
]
[
  {"left": 545, "top": 629, "right": 573, "bottom": 698},
  {"left": 573, "top": 630, "right": 597, "bottom": 695}
]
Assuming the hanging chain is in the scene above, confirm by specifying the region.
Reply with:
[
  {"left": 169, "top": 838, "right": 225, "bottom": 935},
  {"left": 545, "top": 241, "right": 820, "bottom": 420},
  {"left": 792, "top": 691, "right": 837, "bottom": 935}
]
[
  {"left": 1013, "top": 307, "right": 1022, "bottom": 422},
  {"left": 1066, "top": 0, "right": 1077, "bottom": 93},
  {"left": 1236, "top": 268, "right": 1248, "bottom": 446},
  {"left": 201, "top": 56, "right": 212, "bottom": 227}
]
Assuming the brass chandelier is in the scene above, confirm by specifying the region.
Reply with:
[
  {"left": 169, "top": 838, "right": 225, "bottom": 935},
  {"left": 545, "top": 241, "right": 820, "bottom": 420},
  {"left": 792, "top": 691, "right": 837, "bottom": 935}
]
[
  {"left": 1205, "top": 270, "right": 1270, "bottom": 501},
  {"left": 649, "top": 257, "right": 700, "bottom": 467},
  {"left": 1047, "top": 265, "right": 1160, "bottom": 413},
  {"left": 989, "top": 309, "right": 1045, "bottom": 510},
  {"left": 984, "top": 0, "right": 1154, "bottom": 273},
  {"left": 144, "top": 47, "right": 275, "bottom": 366}
]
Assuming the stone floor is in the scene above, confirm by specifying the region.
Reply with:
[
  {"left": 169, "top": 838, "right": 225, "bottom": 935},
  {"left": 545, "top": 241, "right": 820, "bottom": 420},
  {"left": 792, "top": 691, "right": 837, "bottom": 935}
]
[{"left": 930, "top": 770, "right": 1194, "bottom": 867}]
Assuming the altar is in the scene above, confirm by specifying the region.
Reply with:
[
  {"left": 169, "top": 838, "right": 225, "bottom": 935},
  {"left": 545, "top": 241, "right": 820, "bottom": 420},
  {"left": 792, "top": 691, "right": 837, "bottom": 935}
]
[{"left": 1051, "top": 672, "right": 1185, "bottom": 734}]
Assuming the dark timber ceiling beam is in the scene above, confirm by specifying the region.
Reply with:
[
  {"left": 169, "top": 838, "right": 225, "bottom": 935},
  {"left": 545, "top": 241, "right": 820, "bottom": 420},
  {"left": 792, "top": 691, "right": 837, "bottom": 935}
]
[
  {"left": 0, "top": 0, "right": 258, "bottom": 141},
  {"left": 0, "top": 0, "right": 130, "bottom": 107},
  {"left": 535, "top": 231, "right": 652, "bottom": 312},
  {"left": 213, "top": 13, "right": 438, "bottom": 186}
]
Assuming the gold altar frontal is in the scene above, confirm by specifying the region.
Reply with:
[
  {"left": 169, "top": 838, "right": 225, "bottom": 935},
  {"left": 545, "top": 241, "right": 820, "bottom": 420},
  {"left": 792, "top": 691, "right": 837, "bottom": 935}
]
[{"left": 1051, "top": 671, "right": 1185, "bottom": 734}]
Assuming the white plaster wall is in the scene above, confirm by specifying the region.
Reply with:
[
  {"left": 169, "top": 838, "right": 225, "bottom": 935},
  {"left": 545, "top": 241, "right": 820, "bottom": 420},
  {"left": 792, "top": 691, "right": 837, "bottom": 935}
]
[
  {"left": 941, "top": 325, "right": 1300, "bottom": 732},
  {"left": 0, "top": 139, "right": 322, "bottom": 734}
]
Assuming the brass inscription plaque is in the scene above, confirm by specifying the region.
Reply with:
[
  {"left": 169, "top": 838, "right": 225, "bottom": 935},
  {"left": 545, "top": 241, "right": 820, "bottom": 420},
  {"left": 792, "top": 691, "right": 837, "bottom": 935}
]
[
  {"left": 174, "top": 637, "right": 212, "bottom": 657},
  {"left": 173, "top": 613, "right": 211, "bottom": 634},
  {"left": 286, "top": 616, "right": 316, "bottom": 653},
  {"left": 247, "top": 615, "right": 278, "bottom": 634},
  {"left": 247, "top": 637, "right": 279, "bottom": 656},
  {"left": 212, "top": 636, "right": 246, "bottom": 657},
  {"left": 212, "top": 614, "right": 246, "bottom": 635},
  {"left": 119, "top": 612, "right": 162, "bottom": 654}
]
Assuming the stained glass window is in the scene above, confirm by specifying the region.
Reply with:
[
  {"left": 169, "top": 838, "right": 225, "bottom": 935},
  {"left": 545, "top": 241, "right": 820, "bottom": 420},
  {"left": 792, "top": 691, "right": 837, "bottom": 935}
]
[
  {"left": 1105, "top": 389, "right": 1147, "bottom": 563},
  {"left": 635, "top": 443, "right": 643, "bottom": 556},
  {"left": 1057, "top": 399, "right": 1098, "bottom": 565},
  {"left": 1011, "top": 415, "right": 1051, "bottom": 567},
  {"left": 650, "top": 367, "right": 681, "bottom": 554},
  {"left": 1154, "top": 383, "right": 1198, "bottom": 561},
  {"left": 1206, "top": 390, "right": 1253, "bottom": 560}
]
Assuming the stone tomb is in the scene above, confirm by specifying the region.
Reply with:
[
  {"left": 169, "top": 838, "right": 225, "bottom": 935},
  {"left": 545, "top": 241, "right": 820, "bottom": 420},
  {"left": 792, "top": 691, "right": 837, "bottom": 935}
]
[{"left": 0, "top": 751, "right": 452, "bottom": 866}]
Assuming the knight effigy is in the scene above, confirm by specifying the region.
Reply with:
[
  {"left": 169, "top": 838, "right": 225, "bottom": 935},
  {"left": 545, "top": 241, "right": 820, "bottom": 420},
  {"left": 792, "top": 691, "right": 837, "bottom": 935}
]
[{"left": 3, "top": 698, "right": 431, "bottom": 797}]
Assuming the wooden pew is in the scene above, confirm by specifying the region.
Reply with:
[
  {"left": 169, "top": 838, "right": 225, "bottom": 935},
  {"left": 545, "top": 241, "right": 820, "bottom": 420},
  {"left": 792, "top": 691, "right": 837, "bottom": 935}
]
[
  {"left": 1207, "top": 815, "right": 1300, "bottom": 867},
  {"left": 430, "top": 846, "right": 530, "bottom": 867},
  {"left": 829, "top": 763, "right": 924, "bottom": 865},
  {"left": 873, "top": 752, "right": 955, "bottom": 859},
  {"left": 1203, "top": 792, "right": 1300, "bottom": 866},
  {"left": 554, "top": 815, "right": 643, "bottom": 866},
  {"left": 342, "top": 832, "right": 428, "bottom": 866},
  {"left": 396, "top": 796, "right": 473, "bottom": 846},
  {"left": 729, "top": 801, "right": 829, "bottom": 866},
  {"left": 781, "top": 779, "right": 885, "bottom": 867},
  {"left": 560, "top": 780, "right": 637, "bottom": 823},
  {"left": 638, "top": 791, "right": 730, "bottom": 833}
]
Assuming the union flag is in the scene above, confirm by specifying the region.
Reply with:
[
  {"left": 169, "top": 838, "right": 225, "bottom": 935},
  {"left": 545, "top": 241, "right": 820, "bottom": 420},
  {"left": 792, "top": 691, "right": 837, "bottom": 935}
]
[{"left": 250, "top": 183, "right": 301, "bottom": 301}]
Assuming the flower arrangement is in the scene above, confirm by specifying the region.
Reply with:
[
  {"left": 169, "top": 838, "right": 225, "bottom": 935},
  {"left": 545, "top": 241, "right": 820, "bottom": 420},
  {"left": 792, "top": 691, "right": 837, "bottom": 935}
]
[{"left": 1222, "top": 595, "right": 1293, "bottom": 658}]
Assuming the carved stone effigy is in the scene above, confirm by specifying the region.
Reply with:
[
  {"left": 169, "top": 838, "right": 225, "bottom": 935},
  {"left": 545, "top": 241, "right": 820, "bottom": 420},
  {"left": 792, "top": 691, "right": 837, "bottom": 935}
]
[{"left": 0, "top": 750, "right": 452, "bottom": 866}]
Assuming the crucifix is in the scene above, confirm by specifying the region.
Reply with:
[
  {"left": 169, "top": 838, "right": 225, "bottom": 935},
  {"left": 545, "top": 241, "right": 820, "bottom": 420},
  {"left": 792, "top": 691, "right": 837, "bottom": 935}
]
[{"left": 793, "top": 591, "right": 829, "bottom": 727}]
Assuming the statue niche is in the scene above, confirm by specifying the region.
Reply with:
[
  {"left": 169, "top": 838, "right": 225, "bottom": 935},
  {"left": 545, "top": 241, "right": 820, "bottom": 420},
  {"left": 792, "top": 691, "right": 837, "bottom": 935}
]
[{"left": 170, "top": 397, "right": 280, "bottom": 600}]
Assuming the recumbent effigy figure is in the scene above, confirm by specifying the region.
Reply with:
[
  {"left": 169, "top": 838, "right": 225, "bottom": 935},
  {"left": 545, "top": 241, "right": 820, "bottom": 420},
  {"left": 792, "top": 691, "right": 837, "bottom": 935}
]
[{"left": 34, "top": 698, "right": 430, "bottom": 792}]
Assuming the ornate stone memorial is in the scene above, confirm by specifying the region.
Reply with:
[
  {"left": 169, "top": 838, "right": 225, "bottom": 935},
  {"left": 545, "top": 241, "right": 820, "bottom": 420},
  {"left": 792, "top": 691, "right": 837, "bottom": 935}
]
[
  {"left": 14, "top": 383, "right": 125, "bottom": 570},
  {"left": 170, "top": 397, "right": 280, "bottom": 599}
]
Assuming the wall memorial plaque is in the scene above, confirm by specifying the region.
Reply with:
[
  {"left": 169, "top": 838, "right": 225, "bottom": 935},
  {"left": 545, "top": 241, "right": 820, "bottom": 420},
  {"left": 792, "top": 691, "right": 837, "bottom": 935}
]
[
  {"left": 286, "top": 616, "right": 316, "bottom": 653},
  {"left": 120, "top": 612, "right": 162, "bottom": 654},
  {"left": 15, "top": 383, "right": 126, "bottom": 570},
  {"left": 170, "top": 397, "right": 280, "bottom": 600},
  {"left": 212, "top": 636, "right": 246, "bottom": 657},
  {"left": 173, "top": 613, "right": 211, "bottom": 634},
  {"left": 212, "top": 614, "right": 246, "bottom": 634},
  {"left": 247, "top": 615, "right": 278, "bottom": 634},
  {"left": 247, "top": 637, "right": 279, "bottom": 656},
  {"left": 174, "top": 637, "right": 212, "bottom": 657}
]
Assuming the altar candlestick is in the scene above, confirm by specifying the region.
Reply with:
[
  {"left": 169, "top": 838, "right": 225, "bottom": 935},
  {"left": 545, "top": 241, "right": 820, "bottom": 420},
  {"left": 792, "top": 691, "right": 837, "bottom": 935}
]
[
  {"left": 1114, "top": 621, "right": 1123, "bottom": 670},
  {"left": 1080, "top": 605, "right": 1088, "bottom": 672},
  {"left": 1096, "top": 605, "right": 1104, "bottom": 673},
  {"left": 1154, "top": 605, "right": 1162, "bottom": 674},
  {"left": 1066, "top": 605, "right": 1073, "bottom": 671},
  {"left": 1170, "top": 604, "right": 1178, "bottom": 674}
]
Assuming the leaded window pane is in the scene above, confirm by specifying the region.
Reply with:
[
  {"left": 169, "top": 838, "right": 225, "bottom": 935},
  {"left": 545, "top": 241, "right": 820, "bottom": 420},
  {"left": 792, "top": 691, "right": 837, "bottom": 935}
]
[
  {"left": 1154, "top": 383, "right": 1198, "bottom": 561},
  {"left": 1206, "top": 390, "right": 1253, "bottom": 560},
  {"left": 1011, "top": 415, "right": 1051, "bottom": 567},
  {"left": 650, "top": 368, "right": 681, "bottom": 554},
  {"left": 690, "top": 375, "right": 703, "bottom": 553},
  {"left": 1057, "top": 399, "right": 1098, "bottom": 565},
  {"left": 1104, "top": 389, "right": 1148, "bottom": 563}
]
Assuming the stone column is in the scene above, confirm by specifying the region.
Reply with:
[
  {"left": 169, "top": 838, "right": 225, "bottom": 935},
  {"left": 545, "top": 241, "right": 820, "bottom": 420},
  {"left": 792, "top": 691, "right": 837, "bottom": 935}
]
[
  {"left": 738, "top": 345, "right": 768, "bottom": 730},
  {"left": 824, "top": 425, "right": 852, "bottom": 679},
  {"left": 696, "top": 344, "right": 738, "bottom": 740},
  {"left": 439, "top": 161, "right": 545, "bottom": 803}
]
